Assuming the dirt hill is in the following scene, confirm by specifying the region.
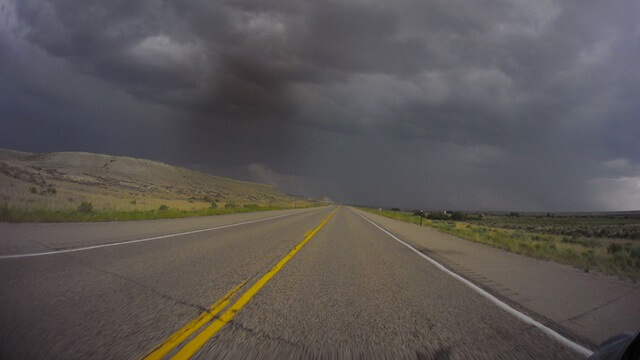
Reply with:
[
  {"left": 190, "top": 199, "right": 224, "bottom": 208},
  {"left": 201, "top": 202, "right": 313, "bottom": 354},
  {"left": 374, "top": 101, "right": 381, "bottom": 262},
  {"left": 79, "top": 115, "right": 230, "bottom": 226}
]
[{"left": 0, "top": 148, "right": 315, "bottom": 211}]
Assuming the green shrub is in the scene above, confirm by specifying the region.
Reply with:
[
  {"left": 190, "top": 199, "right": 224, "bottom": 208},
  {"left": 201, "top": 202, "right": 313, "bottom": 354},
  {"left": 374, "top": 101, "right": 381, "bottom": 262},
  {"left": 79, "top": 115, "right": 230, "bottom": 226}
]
[
  {"left": 77, "top": 201, "right": 93, "bottom": 213},
  {"left": 517, "top": 241, "right": 532, "bottom": 252},
  {"left": 210, "top": 202, "right": 217, "bottom": 209},
  {"left": 159, "top": 204, "right": 169, "bottom": 211},
  {"left": 442, "top": 221, "right": 456, "bottom": 230},
  {"left": 613, "top": 253, "right": 629, "bottom": 269},
  {"left": 582, "top": 249, "right": 595, "bottom": 262},
  {"left": 450, "top": 211, "right": 465, "bottom": 221},
  {"left": 563, "top": 248, "right": 579, "bottom": 261},
  {"left": 624, "top": 242, "right": 633, "bottom": 252},
  {"left": 427, "top": 212, "right": 448, "bottom": 220},
  {"left": 46, "top": 184, "right": 56, "bottom": 194},
  {"left": 0, "top": 206, "right": 9, "bottom": 219},
  {"left": 607, "top": 243, "right": 623, "bottom": 254},
  {"left": 225, "top": 202, "right": 237, "bottom": 209},
  {"left": 561, "top": 236, "right": 600, "bottom": 248}
]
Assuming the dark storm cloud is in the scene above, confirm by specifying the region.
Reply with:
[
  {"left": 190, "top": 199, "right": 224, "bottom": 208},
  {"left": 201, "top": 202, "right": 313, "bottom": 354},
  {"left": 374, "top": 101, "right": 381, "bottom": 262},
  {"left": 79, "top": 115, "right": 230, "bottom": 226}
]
[{"left": 1, "top": 0, "right": 639, "bottom": 210}]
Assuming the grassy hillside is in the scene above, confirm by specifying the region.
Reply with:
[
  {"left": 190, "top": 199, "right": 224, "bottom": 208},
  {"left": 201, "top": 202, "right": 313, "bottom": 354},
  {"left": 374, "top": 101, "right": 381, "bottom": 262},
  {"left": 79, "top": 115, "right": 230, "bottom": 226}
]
[{"left": 0, "top": 148, "right": 322, "bottom": 220}]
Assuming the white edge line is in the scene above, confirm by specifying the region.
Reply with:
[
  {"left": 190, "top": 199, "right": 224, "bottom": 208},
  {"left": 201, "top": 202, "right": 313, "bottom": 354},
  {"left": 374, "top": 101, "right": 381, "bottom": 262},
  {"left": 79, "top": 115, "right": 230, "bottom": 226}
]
[
  {"left": 0, "top": 209, "right": 321, "bottom": 260},
  {"left": 353, "top": 209, "right": 594, "bottom": 358}
]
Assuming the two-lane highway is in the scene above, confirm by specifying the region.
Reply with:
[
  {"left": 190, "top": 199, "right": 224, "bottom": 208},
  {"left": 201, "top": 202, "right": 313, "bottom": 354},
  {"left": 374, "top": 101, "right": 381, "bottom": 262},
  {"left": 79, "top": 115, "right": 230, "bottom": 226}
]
[{"left": 0, "top": 206, "right": 586, "bottom": 359}]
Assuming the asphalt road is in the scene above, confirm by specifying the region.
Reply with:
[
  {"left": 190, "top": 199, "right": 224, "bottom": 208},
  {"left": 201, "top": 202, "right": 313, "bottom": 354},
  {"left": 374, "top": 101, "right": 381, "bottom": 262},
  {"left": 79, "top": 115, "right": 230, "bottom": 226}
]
[{"left": 0, "top": 206, "right": 587, "bottom": 359}]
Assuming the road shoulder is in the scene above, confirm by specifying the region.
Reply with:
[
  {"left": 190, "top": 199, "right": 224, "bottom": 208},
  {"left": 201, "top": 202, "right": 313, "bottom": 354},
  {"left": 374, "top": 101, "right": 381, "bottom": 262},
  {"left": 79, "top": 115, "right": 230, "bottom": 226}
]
[{"left": 352, "top": 207, "right": 640, "bottom": 347}]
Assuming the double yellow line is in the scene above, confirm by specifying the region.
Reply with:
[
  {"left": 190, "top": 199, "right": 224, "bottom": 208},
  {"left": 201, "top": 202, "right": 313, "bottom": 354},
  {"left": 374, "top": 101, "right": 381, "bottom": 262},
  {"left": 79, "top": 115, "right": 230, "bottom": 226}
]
[{"left": 143, "top": 209, "right": 336, "bottom": 360}]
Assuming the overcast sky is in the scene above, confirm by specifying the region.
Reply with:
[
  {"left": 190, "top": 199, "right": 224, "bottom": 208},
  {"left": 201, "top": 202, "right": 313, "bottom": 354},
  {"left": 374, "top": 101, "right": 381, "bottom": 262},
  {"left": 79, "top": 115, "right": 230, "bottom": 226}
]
[{"left": 1, "top": 0, "right": 639, "bottom": 211}]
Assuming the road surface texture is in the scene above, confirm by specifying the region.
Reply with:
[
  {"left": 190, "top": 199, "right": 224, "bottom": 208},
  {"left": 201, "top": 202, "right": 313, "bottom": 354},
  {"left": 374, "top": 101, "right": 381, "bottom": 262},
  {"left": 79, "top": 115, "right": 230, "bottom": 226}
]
[{"left": 0, "top": 205, "right": 633, "bottom": 359}]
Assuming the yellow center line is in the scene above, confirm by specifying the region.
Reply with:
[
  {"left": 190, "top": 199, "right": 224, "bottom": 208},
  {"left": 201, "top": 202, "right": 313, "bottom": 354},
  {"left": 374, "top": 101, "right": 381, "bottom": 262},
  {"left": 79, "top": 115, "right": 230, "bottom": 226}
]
[
  {"left": 143, "top": 281, "right": 247, "bottom": 360},
  {"left": 171, "top": 209, "right": 337, "bottom": 360}
]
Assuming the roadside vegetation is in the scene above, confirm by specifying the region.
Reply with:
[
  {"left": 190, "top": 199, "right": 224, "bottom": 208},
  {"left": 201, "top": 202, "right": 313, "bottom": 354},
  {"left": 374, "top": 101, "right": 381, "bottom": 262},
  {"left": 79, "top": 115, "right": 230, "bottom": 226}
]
[
  {"left": 360, "top": 208, "right": 640, "bottom": 280},
  {"left": 0, "top": 203, "right": 322, "bottom": 223},
  {"left": 0, "top": 148, "right": 323, "bottom": 220},
  {"left": 468, "top": 213, "right": 640, "bottom": 240}
]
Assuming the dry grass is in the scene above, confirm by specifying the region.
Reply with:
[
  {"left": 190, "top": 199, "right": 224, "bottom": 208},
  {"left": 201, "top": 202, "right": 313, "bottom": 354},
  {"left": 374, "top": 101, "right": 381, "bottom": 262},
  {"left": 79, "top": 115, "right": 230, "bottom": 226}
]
[
  {"left": 360, "top": 208, "right": 640, "bottom": 280},
  {"left": 0, "top": 148, "right": 322, "bottom": 218},
  {"left": 0, "top": 204, "right": 322, "bottom": 223}
]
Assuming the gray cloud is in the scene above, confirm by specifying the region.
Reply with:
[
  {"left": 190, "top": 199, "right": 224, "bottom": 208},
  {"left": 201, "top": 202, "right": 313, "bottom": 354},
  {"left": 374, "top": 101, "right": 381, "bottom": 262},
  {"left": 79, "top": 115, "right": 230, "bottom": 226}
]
[{"left": 1, "top": 0, "right": 639, "bottom": 211}]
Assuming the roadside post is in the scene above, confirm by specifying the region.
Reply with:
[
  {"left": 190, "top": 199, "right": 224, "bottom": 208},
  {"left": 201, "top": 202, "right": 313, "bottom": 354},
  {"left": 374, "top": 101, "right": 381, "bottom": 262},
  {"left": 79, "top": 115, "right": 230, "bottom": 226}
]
[{"left": 413, "top": 210, "right": 426, "bottom": 226}]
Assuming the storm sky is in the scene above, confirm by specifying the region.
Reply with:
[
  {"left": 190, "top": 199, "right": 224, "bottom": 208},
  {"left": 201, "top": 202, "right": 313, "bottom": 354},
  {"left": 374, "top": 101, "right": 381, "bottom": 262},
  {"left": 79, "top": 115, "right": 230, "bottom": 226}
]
[{"left": 1, "top": 0, "right": 639, "bottom": 211}]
